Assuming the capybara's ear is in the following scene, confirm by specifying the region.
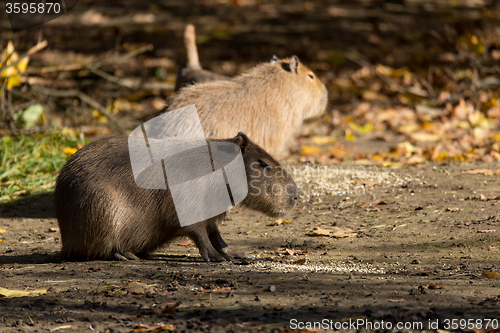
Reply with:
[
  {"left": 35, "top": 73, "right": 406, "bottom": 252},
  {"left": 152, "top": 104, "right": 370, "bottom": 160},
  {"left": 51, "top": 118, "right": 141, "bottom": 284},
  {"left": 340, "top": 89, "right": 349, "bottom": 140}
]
[
  {"left": 270, "top": 55, "right": 280, "bottom": 64},
  {"left": 234, "top": 132, "right": 249, "bottom": 152},
  {"left": 289, "top": 56, "right": 299, "bottom": 74}
]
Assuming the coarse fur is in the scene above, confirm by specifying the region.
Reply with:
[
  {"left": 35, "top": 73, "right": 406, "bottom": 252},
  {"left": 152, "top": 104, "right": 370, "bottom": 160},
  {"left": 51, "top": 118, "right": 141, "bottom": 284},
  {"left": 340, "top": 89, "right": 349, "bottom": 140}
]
[
  {"left": 174, "top": 24, "right": 229, "bottom": 92},
  {"left": 55, "top": 133, "right": 297, "bottom": 262},
  {"left": 167, "top": 56, "right": 328, "bottom": 155}
]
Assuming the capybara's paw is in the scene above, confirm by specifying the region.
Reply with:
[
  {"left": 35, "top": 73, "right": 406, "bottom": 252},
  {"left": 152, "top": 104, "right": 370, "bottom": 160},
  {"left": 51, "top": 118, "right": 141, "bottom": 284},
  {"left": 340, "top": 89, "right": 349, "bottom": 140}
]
[
  {"left": 124, "top": 252, "right": 140, "bottom": 260},
  {"left": 199, "top": 247, "right": 233, "bottom": 262},
  {"left": 224, "top": 247, "right": 254, "bottom": 260},
  {"left": 112, "top": 252, "right": 129, "bottom": 261},
  {"left": 112, "top": 252, "right": 140, "bottom": 261}
]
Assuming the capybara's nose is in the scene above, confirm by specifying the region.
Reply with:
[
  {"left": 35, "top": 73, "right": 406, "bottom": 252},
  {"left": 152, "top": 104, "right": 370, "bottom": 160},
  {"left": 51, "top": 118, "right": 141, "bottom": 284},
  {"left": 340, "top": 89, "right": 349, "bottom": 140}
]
[{"left": 289, "top": 187, "right": 299, "bottom": 206}]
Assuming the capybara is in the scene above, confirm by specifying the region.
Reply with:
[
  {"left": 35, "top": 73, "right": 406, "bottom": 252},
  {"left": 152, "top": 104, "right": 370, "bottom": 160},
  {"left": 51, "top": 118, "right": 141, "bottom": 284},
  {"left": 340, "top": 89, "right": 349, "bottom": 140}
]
[
  {"left": 167, "top": 55, "right": 328, "bottom": 155},
  {"left": 55, "top": 133, "right": 298, "bottom": 262},
  {"left": 174, "top": 24, "right": 229, "bottom": 92}
]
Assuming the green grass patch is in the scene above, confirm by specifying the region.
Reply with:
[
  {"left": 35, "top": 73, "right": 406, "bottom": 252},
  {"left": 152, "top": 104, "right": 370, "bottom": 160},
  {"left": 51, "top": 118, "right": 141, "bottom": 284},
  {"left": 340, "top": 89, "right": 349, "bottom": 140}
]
[{"left": 0, "top": 130, "right": 86, "bottom": 203}]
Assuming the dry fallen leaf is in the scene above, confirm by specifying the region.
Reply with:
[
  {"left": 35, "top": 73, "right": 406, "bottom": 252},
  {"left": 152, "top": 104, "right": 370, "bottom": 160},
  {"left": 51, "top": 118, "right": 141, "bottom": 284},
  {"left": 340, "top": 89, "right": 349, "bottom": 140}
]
[
  {"left": 358, "top": 200, "right": 390, "bottom": 208},
  {"left": 159, "top": 302, "right": 180, "bottom": 314},
  {"left": 276, "top": 248, "right": 308, "bottom": 256},
  {"left": 480, "top": 194, "right": 500, "bottom": 201},
  {"left": 330, "top": 228, "right": 358, "bottom": 238},
  {"left": 176, "top": 241, "right": 194, "bottom": 246},
  {"left": 48, "top": 227, "right": 60, "bottom": 233},
  {"left": 299, "top": 145, "right": 324, "bottom": 156},
  {"left": 425, "top": 284, "right": 445, "bottom": 289},
  {"left": 477, "top": 229, "right": 496, "bottom": 233},
  {"left": 293, "top": 258, "right": 307, "bottom": 264},
  {"left": 409, "top": 132, "right": 440, "bottom": 142},
  {"left": 122, "top": 281, "right": 155, "bottom": 295},
  {"left": 348, "top": 122, "right": 374, "bottom": 133},
  {"left": 327, "top": 146, "right": 350, "bottom": 159},
  {"left": 480, "top": 271, "right": 500, "bottom": 279},
  {"left": 0, "top": 287, "right": 48, "bottom": 298},
  {"left": 396, "top": 141, "right": 419, "bottom": 157},
  {"left": 445, "top": 207, "right": 461, "bottom": 212},
  {"left": 308, "top": 226, "right": 332, "bottom": 237},
  {"left": 463, "top": 169, "right": 500, "bottom": 176},
  {"left": 129, "top": 323, "right": 175, "bottom": 332},
  {"left": 274, "top": 218, "right": 292, "bottom": 225},
  {"left": 63, "top": 147, "right": 78, "bottom": 155},
  {"left": 0, "top": 227, "right": 7, "bottom": 233},
  {"left": 50, "top": 325, "right": 73, "bottom": 332},
  {"left": 308, "top": 226, "right": 358, "bottom": 238},
  {"left": 311, "top": 136, "right": 338, "bottom": 145}
]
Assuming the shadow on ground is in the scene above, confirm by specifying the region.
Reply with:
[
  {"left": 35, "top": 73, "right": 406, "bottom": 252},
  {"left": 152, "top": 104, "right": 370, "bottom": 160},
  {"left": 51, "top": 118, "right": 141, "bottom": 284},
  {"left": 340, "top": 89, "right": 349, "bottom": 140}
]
[{"left": 0, "top": 192, "right": 55, "bottom": 219}]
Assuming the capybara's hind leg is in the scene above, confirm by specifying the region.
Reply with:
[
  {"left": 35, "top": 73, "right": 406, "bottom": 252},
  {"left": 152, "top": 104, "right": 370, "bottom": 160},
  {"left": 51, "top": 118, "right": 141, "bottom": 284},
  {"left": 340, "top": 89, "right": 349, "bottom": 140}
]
[{"left": 208, "top": 227, "right": 254, "bottom": 260}]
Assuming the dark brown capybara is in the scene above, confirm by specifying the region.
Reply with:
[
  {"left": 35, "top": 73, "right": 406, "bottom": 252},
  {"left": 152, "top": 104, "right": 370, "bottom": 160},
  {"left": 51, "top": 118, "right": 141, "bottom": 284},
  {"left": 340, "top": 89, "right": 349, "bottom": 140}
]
[{"left": 54, "top": 132, "right": 298, "bottom": 262}]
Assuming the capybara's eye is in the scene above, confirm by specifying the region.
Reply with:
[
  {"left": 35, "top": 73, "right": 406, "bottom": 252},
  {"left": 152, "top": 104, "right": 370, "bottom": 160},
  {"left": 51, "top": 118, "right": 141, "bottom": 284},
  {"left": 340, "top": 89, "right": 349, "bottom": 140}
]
[
  {"left": 308, "top": 73, "right": 314, "bottom": 80},
  {"left": 258, "top": 160, "right": 270, "bottom": 170}
]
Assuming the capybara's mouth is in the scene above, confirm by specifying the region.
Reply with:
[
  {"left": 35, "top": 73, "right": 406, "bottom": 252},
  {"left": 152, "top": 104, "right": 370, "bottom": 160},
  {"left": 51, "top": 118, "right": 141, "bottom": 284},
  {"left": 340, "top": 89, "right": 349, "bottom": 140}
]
[{"left": 268, "top": 209, "right": 291, "bottom": 218}]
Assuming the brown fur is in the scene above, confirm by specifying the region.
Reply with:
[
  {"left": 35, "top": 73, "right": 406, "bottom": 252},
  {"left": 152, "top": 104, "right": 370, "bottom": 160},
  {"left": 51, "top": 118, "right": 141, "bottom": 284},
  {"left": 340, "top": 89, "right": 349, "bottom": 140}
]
[
  {"left": 54, "top": 133, "right": 297, "bottom": 262},
  {"left": 174, "top": 24, "right": 229, "bottom": 92},
  {"left": 167, "top": 56, "right": 328, "bottom": 155}
]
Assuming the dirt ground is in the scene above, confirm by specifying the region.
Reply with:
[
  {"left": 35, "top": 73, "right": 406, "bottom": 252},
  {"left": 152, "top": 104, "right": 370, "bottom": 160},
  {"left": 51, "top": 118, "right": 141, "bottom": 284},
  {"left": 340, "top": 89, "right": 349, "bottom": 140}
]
[
  {"left": 1, "top": 158, "right": 499, "bottom": 333},
  {"left": 1, "top": 1, "right": 500, "bottom": 332}
]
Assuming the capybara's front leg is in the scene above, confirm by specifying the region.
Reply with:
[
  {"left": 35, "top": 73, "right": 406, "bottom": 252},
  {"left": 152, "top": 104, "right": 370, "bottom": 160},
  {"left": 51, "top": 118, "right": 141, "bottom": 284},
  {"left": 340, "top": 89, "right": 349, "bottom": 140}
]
[
  {"left": 208, "top": 225, "right": 254, "bottom": 260},
  {"left": 185, "top": 224, "right": 232, "bottom": 262}
]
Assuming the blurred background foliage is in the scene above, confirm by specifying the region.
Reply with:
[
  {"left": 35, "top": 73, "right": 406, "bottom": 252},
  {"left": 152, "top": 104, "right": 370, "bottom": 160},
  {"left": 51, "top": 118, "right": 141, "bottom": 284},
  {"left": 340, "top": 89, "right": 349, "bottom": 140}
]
[{"left": 1, "top": 0, "right": 500, "bottom": 201}]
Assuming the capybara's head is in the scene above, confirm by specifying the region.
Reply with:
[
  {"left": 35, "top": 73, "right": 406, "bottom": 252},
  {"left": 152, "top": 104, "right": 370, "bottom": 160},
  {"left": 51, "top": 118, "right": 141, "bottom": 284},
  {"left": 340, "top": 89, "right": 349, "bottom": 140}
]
[
  {"left": 232, "top": 132, "right": 298, "bottom": 217},
  {"left": 271, "top": 55, "right": 328, "bottom": 120}
]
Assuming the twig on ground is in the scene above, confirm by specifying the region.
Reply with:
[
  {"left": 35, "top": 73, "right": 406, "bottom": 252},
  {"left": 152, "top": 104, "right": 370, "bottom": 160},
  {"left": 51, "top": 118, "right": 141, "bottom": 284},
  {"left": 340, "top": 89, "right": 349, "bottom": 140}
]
[
  {"left": 32, "top": 43, "right": 153, "bottom": 74},
  {"left": 87, "top": 67, "right": 138, "bottom": 89},
  {"left": 88, "top": 44, "right": 154, "bottom": 69},
  {"left": 23, "top": 309, "right": 34, "bottom": 325},
  {"left": 141, "top": 82, "right": 176, "bottom": 90},
  {"left": 33, "top": 63, "right": 89, "bottom": 74},
  {"left": 20, "top": 76, "right": 78, "bottom": 88},
  {"left": 87, "top": 67, "right": 175, "bottom": 91}
]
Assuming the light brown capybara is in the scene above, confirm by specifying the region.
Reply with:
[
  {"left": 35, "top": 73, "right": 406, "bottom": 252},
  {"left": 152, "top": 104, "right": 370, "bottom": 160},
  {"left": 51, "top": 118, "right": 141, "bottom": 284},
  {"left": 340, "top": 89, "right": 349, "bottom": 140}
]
[{"left": 167, "top": 55, "right": 328, "bottom": 155}]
